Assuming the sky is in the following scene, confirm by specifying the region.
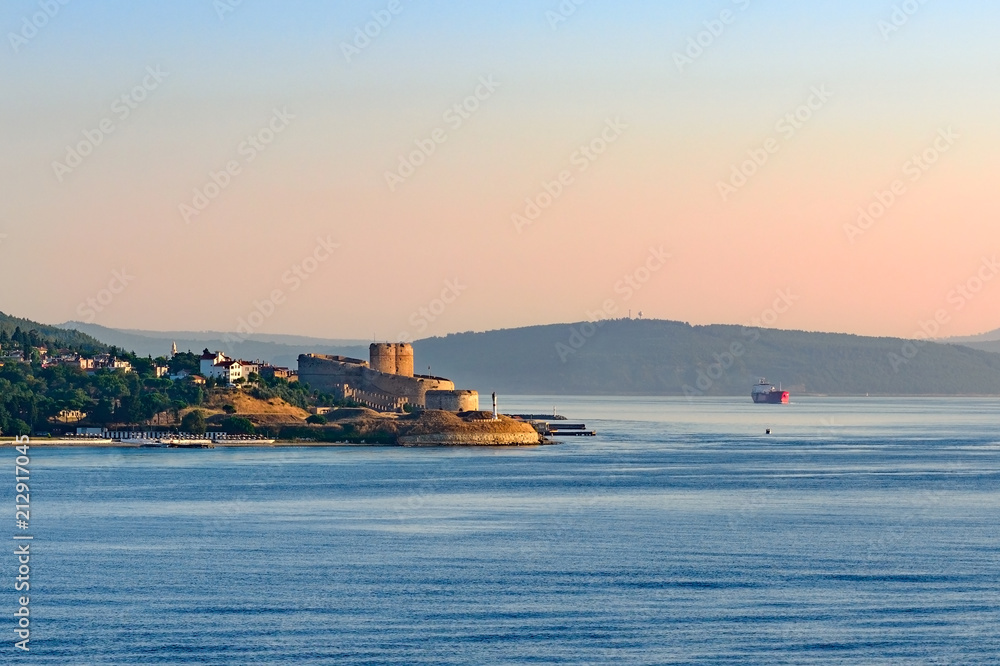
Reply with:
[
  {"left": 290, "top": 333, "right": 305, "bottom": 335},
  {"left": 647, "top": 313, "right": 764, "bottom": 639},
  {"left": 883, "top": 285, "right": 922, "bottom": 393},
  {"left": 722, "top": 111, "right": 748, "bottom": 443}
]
[{"left": 2, "top": 0, "right": 1000, "bottom": 342}]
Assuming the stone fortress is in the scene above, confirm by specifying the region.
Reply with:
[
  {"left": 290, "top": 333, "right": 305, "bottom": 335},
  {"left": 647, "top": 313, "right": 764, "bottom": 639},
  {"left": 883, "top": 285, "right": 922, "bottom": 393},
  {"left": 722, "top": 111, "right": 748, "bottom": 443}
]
[{"left": 298, "top": 343, "right": 479, "bottom": 413}]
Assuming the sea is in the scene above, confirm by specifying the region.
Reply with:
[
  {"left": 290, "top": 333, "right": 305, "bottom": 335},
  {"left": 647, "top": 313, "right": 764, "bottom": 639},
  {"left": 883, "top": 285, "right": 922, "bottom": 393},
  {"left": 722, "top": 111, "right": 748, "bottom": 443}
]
[{"left": 10, "top": 396, "right": 1000, "bottom": 664}]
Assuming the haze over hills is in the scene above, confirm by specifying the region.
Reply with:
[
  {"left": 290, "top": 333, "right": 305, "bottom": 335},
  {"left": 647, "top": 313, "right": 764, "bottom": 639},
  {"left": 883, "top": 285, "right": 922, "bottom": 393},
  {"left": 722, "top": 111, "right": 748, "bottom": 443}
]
[
  {"left": 946, "top": 328, "right": 1000, "bottom": 342},
  {"left": 413, "top": 319, "right": 1000, "bottom": 397},
  {"left": 56, "top": 322, "right": 368, "bottom": 368},
  {"left": 8, "top": 314, "right": 1000, "bottom": 397},
  {"left": 944, "top": 327, "right": 1000, "bottom": 355}
]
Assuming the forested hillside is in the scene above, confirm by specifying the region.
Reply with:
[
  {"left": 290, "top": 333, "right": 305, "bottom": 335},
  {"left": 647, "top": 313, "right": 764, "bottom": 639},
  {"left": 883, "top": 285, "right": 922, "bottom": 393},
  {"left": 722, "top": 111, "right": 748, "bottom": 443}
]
[{"left": 414, "top": 319, "right": 1000, "bottom": 396}]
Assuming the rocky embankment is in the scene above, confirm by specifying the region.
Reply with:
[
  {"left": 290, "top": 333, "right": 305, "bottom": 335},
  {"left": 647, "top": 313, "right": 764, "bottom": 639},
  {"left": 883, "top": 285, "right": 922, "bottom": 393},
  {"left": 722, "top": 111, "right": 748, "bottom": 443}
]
[
  {"left": 280, "top": 408, "right": 544, "bottom": 446},
  {"left": 395, "top": 410, "right": 541, "bottom": 446}
]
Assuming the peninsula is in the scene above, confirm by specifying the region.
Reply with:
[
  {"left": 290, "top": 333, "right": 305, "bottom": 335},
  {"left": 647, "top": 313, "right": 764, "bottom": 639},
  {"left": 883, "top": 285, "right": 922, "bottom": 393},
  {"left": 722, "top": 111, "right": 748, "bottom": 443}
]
[{"left": 0, "top": 311, "right": 542, "bottom": 446}]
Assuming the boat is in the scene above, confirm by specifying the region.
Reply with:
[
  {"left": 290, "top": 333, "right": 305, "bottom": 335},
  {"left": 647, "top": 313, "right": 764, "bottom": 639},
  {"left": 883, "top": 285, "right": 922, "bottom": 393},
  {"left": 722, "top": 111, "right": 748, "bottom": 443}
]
[
  {"left": 121, "top": 436, "right": 214, "bottom": 448},
  {"left": 121, "top": 436, "right": 167, "bottom": 447},
  {"left": 751, "top": 378, "right": 789, "bottom": 404},
  {"left": 162, "top": 437, "right": 214, "bottom": 448}
]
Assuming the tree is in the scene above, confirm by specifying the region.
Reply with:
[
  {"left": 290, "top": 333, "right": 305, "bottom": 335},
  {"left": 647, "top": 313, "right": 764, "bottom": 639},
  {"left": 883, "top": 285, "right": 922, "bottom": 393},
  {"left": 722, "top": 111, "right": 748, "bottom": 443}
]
[
  {"left": 91, "top": 399, "right": 115, "bottom": 425},
  {"left": 220, "top": 416, "right": 254, "bottom": 435},
  {"left": 222, "top": 404, "right": 237, "bottom": 414},
  {"left": 306, "top": 414, "right": 327, "bottom": 425},
  {"left": 168, "top": 351, "right": 199, "bottom": 376},
  {"left": 180, "top": 410, "right": 207, "bottom": 435},
  {"left": 7, "top": 418, "right": 30, "bottom": 436}
]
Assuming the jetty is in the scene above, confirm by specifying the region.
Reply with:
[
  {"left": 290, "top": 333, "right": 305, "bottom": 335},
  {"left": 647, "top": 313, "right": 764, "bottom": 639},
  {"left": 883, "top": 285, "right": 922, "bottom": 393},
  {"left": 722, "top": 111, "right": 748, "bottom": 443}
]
[{"left": 511, "top": 415, "right": 596, "bottom": 437}]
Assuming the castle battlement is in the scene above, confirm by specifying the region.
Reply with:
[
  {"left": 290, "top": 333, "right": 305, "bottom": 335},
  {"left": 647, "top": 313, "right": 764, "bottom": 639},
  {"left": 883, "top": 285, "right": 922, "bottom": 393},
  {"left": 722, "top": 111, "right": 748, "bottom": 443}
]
[{"left": 298, "top": 344, "right": 463, "bottom": 411}]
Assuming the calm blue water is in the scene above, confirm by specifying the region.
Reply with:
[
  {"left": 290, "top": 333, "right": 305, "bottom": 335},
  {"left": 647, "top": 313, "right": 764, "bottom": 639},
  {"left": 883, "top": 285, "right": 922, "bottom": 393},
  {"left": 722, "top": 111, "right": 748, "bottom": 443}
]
[{"left": 11, "top": 397, "right": 1000, "bottom": 664}]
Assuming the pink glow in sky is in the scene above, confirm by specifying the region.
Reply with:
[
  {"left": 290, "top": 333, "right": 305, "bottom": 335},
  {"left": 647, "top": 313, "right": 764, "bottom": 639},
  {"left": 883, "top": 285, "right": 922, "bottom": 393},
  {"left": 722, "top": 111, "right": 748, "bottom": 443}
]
[{"left": 3, "top": 1, "right": 999, "bottom": 340}]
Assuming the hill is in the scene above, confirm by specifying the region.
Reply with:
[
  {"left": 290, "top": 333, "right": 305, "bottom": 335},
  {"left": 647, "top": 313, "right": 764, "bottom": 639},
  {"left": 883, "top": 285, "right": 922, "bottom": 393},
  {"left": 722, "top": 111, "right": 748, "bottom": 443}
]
[
  {"left": 1, "top": 311, "right": 107, "bottom": 353},
  {"left": 948, "top": 339, "right": 1000, "bottom": 355},
  {"left": 198, "top": 390, "right": 311, "bottom": 425},
  {"left": 946, "top": 326, "right": 1000, "bottom": 344},
  {"left": 58, "top": 322, "right": 368, "bottom": 367},
  {"left": 413, "top": 319, "right": 1000, "bottom": 396}
]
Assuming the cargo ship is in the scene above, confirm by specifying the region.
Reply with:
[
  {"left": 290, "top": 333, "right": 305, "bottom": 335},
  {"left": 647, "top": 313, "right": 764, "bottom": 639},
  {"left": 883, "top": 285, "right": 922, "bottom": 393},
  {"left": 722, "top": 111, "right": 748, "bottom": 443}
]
[{"left": 751, "top": 378, "right": 789, "bottom": 404}]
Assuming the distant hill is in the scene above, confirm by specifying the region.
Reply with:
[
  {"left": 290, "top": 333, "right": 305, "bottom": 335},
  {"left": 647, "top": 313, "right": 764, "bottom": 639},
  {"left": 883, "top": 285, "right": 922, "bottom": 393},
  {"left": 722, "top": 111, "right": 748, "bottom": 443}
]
[
  {"left": 1, "top": 312, "right": 107, "bottom": 353},
  {"left": 944, "top": 327, "right": 1000, "bottom": 355},
  {"left": 946, "top": 326, "right": 1000, "bottom": 343},
  {"left": 413, "top": 319, "right": 1000, "bottom": 396},
  {"left": 949, "top": 339, "right": 1000, "bottom": 355},
  {"left": 57, "top": 322, "right": 368, "bottom": 367},
  {"left": 35, "top": 316, "right": 1000, "bottom": 396}
]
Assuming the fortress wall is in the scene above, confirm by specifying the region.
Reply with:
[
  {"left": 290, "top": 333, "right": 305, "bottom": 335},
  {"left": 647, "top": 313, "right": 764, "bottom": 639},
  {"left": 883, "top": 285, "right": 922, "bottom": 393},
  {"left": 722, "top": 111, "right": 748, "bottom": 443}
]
[
  {"left": 298, "top": 353, "right": 455, "bottom": 408},
  {"left": 341, "top": 386, "right": 407, "bottom": 412},
  {"left": 426, "top": 390, "right": 479, "bottom": 412},
  {"left": 363, "top": 369, "right": 454, "bottom": 407},
  {"left": 297, "top": 354, "right": 368, "bottom": 393}
]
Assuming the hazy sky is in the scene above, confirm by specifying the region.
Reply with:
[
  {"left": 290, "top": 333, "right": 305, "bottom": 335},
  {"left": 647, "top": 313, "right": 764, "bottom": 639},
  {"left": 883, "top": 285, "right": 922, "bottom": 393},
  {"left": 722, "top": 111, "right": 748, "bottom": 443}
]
[{"left": 3, "top": 0, "right": 999, "bottom": 341}]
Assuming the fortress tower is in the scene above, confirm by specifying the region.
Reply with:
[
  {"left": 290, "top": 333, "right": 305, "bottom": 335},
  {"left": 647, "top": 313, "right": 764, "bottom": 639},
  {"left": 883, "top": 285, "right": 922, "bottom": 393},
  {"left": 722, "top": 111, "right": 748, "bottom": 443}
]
[
  {"left": 369, "top": 343, "right": 414, "bottom": 377},
  {"left": 394, "top": 343, "right": 414, "bottom": 377},
  {"left": 369, "top": 343, "right": 397, "bottom": 374}
]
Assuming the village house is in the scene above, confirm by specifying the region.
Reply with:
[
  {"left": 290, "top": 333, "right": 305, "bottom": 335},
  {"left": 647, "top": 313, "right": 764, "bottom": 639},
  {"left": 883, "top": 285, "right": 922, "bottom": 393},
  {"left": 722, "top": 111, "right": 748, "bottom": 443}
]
[{"left": 199, "top": 350, "right": 289, "bottom": 386}]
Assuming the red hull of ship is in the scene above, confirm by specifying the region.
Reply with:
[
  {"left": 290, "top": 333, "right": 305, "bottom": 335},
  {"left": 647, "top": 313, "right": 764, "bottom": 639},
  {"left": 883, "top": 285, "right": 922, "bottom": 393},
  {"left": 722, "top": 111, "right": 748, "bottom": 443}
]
[{"left": 752, "top": 390, "right": 790, "bottom": 404}]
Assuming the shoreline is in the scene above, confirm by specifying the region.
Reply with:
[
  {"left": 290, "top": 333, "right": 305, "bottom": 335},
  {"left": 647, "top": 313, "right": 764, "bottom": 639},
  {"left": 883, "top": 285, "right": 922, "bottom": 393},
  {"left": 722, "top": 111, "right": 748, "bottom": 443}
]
[
  {"left": 0, "top": 439, "right": 553, "bottom": 449},
  {"left": 0, "top": 439, "right": 391, "bottom": 448}
]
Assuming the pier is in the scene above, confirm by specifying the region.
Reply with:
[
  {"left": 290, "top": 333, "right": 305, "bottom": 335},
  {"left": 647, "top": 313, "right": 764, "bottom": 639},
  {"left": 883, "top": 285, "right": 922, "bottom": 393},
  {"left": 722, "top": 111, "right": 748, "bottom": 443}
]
[{"left": 511, "top": 416, "right": 596, "bottom": 437}]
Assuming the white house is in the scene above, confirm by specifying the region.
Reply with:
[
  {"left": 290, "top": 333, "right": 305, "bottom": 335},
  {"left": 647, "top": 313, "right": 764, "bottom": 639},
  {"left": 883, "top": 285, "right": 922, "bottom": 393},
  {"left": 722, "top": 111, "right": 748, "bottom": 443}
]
[
  {"left": 199, "top": 350, "right": 262, "bottom": 385},
  {"left": 200, "top": 350, "right": 229, "bottom": 376}
]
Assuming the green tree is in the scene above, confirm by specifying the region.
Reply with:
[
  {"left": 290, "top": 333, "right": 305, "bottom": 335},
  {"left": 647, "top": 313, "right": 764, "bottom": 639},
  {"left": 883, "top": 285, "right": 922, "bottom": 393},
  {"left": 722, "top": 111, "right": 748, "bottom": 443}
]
[
  {"left": 180, "top": 409, "right": 207, "bottom": 435},
  {"left": 220, "top": 416, "right": 255, "bottom": 435},
  {"left": 168, "top": 351, "right": 199, "bottom": 376}
]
